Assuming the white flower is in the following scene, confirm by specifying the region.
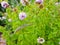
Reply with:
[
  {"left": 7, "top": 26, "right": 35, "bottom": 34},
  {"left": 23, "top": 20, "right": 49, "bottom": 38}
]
[
  {"left": 8, "top": 19, "right": 12, "bottom": 22},
  {"left": 20, "top": 0, "right": 29, "bottom": 6},
  {"left": 35, "top": 0, "right": 43, "bottom": 4},
  {"left": 19, "top": 12, "right": 27, "bottom": 20},
  {"left": 37, "top": 37, "right": 45, "bottom": 44},
  {"left": 2, "top": 16, "right": 6, "bottom": 20},
  {"left": 0, "top": 17, "right": 2, "bottom": 20},
  {"left": 1, "top": 1, "right": 9, "bottom": 8},
  {"left": 4, "top": 13, "right": 8, "bottom": 16},
  {"left": 55, "top": 2, "right": 60, "bottom": 6},
  {"left": 59, "top": 42, "right": 60, "bottom": 44}
]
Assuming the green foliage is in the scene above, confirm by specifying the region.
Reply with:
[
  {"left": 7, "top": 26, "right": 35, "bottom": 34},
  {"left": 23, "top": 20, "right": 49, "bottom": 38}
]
[{"left": 0, "top": 0, "right": 59, "bottom": 45}]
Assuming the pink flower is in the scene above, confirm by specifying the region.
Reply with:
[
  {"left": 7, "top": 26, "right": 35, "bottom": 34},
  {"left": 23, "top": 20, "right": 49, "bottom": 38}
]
[
  {"left": 35, "top": 0, "right": 43, "bottom": 4},
  {"left": 0, "top": 38, "right": 6, "bottom": 45},
  {"left": 19, "top": 12, "right": 27, "bottom": 20},
  {"left": 20, "top": 0, "right": 29, "bottom": 6},
  {"left": 1, "top": 1, "right": 9, "bottom": 8}
]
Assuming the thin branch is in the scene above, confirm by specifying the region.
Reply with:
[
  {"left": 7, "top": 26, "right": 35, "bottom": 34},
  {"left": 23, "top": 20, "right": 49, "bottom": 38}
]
[{"left": 14, "top": 23, "right": 32, "bottom": 34}]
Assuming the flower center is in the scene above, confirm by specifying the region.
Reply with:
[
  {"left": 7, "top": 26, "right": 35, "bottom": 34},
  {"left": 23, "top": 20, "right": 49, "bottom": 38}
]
[
  {"left": 3, "top": 3, "right": 7, "bottom": 6},
  {"left": 22, "top": 15, "right": 25, "bottom": 18},
  {"left": 40, "top": 39, "right": 43, "bottom": 41}
]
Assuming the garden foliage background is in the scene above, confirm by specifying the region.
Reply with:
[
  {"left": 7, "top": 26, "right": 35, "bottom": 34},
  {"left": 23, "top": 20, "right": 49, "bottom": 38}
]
[{"left": 0, "top": 0, "right": 59, "bottom": 45}]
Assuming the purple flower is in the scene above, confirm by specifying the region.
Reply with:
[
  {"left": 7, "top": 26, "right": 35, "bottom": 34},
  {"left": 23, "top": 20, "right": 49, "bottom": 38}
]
[
  {"left": 1, "top": 1, "right": 9, "bottom": 8},
  {"left": 35, "top": 0, "right": 43, "bottom": 4},
  {"left": 19, "top": 12, "right": 27, "bottom": 20}
]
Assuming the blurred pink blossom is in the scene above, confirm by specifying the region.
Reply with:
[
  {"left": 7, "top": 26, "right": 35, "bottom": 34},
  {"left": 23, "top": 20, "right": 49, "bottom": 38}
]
[
  {"left": 19, "top": 12, "right": 27, "bottom": 20},
  {"left": 35, "top": 0, "right": 43, "bottom": 4},
  {"left": 1, "top": 1, "right": 9, "bottom": 8},
  {"left": 20, "top": 0, "right": 29, "bottom": 6}
]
